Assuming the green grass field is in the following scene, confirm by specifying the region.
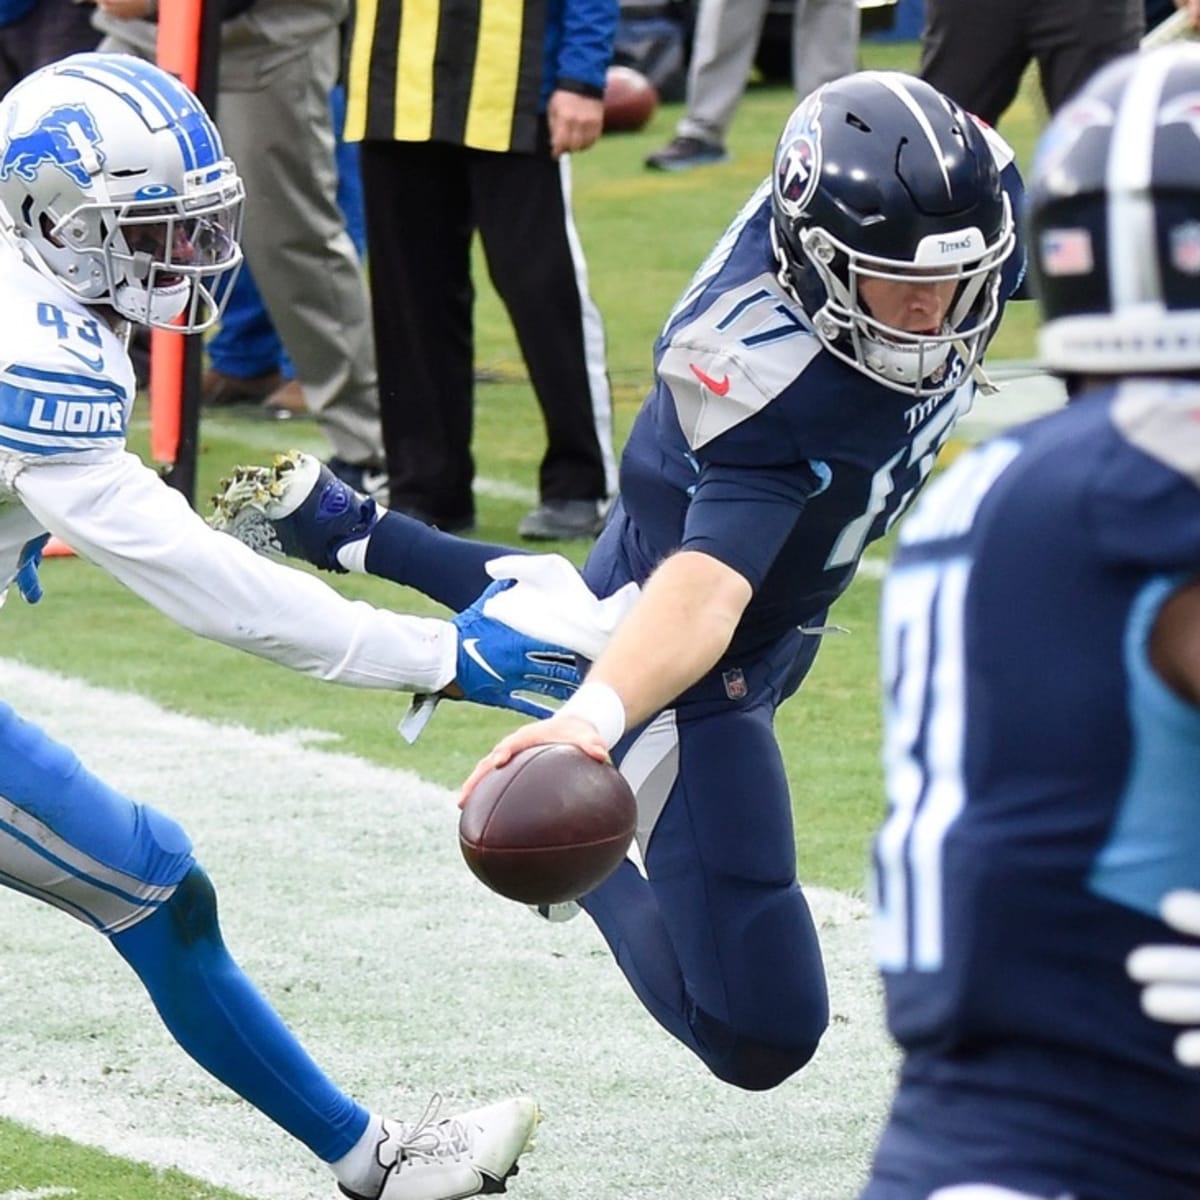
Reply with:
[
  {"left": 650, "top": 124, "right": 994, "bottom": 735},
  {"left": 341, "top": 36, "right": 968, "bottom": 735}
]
[{"left": 0, "top": 40, "right": 1049, "bottom": 1200}]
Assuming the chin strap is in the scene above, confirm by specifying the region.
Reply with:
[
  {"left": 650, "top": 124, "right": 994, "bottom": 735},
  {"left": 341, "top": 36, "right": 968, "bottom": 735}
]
[{"left": 957, "top": 339, "right": 999, "bottom": 395}]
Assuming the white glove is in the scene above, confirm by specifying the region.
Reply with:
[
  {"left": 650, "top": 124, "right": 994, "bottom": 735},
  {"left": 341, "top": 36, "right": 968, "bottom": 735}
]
[
  {"left": 1127, "top": 889, "right": 1200, "bottom": 1067},
  {"left": 481, "top": 553, "right": 639, "bottom": 661}
]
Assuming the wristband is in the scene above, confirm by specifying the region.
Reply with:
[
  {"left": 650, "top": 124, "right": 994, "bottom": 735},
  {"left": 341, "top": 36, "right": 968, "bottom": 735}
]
[{"left": 558, "top": 681, "right": 626, "bottom": 749}]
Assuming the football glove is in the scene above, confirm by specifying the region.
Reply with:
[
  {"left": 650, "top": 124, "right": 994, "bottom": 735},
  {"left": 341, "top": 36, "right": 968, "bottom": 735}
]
[
  {"left": 1127, "top": 889, "right": 1200, "bottom": 1067},
  {"left": 451, "top": 580, "right": 581, "bottom": 718},
  {"left": 16, "top": 534, "right": 49, "bottom": 604}
]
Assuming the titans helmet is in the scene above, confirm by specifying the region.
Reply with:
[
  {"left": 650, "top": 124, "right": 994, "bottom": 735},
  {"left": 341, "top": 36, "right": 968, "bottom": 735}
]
[
  {"left": 771, "top": 71, "right": 1014, "bottom": 398},
  {"left": 0, "top": 52, "right": 244, "bottom": 332},
  {"left": 1028, "top": 43, "right": 1200, "bottom": 374}
]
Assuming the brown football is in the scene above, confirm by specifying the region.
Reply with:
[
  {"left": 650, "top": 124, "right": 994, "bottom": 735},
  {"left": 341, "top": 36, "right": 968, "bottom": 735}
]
[
  {"left": 459, "top": 743, "right": 637, "bottom": 905},
  {"left": 603, "top": 65, "right": 659, "bottom": 133}
]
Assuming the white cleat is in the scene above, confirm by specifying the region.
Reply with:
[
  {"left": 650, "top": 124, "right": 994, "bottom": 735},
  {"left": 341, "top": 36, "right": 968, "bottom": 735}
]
[
  {"left": 529, "top": 902, "right": 581, "bottom": 923},
  {"left": 341, "top": 1095, "right": 540, "bottom": 1200},
  {"left": 210, "top": 450, "right": 378, "bottom": 573},
  {"left": 209, "top": 449, "right": 321, "bottom": 558}
]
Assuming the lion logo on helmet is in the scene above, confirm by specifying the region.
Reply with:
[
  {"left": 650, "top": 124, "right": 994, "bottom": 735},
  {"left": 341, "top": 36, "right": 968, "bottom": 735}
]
[{"left": 0, "top": 104, "right": 104, "bottom": 188}]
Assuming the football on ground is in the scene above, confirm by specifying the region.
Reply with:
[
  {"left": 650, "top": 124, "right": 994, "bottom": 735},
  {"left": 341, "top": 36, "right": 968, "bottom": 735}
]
[
  {"left": 459, "top": 743, "right": 637, "bottom": 905},
  {"left": 603, "top": 65, "right": 659, "bottom": 133}
]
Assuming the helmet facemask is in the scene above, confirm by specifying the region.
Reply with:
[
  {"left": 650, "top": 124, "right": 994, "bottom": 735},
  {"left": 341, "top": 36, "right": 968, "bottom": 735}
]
[
  {"left": 785, "top": 199, "right": 1014, "bottom": 398},
  {"left": 32, "top": 162, "right": 243, "bottom": 332}
]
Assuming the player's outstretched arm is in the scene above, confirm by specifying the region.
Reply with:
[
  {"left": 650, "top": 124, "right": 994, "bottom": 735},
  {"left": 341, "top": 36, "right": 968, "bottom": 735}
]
[
  {"left": 14, "top": 452, "right": 579, "bottom": 713},
  {"left": 461, "top": 550, "right": 751, "bottom": 801}
]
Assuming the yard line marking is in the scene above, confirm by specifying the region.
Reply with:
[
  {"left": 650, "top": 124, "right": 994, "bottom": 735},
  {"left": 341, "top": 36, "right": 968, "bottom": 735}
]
[{"left": 0, "top": 657, "right": 894, "bottom": 1200}]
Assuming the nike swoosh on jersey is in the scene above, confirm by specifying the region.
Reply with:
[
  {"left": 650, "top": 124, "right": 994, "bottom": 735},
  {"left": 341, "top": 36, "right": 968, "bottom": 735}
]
[
  {"left": 689, "top": 363, "right": 731, "bottom": 395},
  {"left": 64, "top": 346, "right": 104, "bottom": 372},
  {"left": 463, "top": 637, "right": 504, "bottom": 681}
]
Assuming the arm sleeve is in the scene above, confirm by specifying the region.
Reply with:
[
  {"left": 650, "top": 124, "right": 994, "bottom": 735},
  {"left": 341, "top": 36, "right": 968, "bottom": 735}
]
[
  {"left": 556, "top": 0, "right": 618, "bottom": 93},
  {"left": 13, "top": 452, "right": 458, "bottom": 693},
  {"left": 680, "top": 457, "right": 826, "bottom": 590}
]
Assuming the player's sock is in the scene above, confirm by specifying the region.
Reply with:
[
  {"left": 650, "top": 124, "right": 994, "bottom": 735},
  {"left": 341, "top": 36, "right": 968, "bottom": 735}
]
[
  {"left": 364, "top": 513, "right": 516, "bottom": 611},
  {"left": 330, "top": 1112, "right": 389, "bottom": 1197},
  {"left": 111, "top": 866, "right": 370, "bottom": 1162}
]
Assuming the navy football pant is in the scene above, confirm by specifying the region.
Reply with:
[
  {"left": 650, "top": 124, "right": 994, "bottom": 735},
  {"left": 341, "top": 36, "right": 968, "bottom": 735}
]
[
  {"left": 0, "top": 701, "right": 368, "bottom": 1161},
  {"left": 364, "top": 510, "right": 831, "bottom": 1088}
]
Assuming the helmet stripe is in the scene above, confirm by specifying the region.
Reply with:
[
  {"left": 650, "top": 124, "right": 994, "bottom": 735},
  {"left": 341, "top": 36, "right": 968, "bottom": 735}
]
[
  {"left": 868, "top": 71, "right": 953, "bottom": 200},
  {"left": 1108, "top": 51, "right": 1170, "bottom": 308},
  {"left": 56, "top": 54, "right": 222, "bottom": 173}
]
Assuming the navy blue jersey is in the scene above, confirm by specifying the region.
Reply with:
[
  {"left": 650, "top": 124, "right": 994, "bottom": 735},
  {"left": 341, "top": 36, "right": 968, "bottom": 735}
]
[
  {"left": 867, "top": 379, "right": 1200, "bottom": 1199},
  {"left": 587, "top": 166, "right": 1024, "bottom": 670}
]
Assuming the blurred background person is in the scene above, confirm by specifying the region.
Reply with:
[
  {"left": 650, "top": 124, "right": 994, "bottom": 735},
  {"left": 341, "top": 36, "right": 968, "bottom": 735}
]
[
  {"left": 0, "top": 0, "right": 98, "bottom": 95},
  {"left": 644, "top": 0, "right": 858, "bottom": 171},
  {"left": 92, "top": 0, "right": 388, "bottom": 495},
  {"left": 345, "top": 0, "right": 619, "bottom": 539},
  {"left": 919, "top": 0, "right": 1143, "bottom": 128}
]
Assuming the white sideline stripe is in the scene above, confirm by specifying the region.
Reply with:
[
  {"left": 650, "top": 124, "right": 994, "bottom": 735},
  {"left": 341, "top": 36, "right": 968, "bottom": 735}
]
[
  {"left": 0, "top": 1190, "right": 78, "bottom": 1199},
  {"left": 0, "top": 658, "right": 896, "bottom": 1200}
]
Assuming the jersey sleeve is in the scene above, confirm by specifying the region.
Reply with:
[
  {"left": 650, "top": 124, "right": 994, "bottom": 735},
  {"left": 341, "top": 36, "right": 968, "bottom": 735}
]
[
  {"left": 12, "top": 452, "right": 459, "bottom": 693},
  {"left": 680, "top": 457, "right": 827, "bottom": 589}
]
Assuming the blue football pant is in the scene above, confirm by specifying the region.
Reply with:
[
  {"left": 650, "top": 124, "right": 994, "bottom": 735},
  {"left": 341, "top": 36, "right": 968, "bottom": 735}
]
[
  {"left": 0, "top": 700, "right": 368, "bottom": 1161},
  {"left": 363, "top": 509, "right": 831, "bottom": 1088}
]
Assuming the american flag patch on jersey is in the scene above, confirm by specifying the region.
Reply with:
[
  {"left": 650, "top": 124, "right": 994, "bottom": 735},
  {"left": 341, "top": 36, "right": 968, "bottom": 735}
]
[{"left": 1040, "top": 228, "right": 1093, "bottom": 276}]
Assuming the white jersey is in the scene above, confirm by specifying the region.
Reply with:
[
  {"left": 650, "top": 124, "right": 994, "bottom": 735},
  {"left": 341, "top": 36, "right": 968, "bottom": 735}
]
[{"left": 0, "top": 244, "right": 456, "bottom": 693}]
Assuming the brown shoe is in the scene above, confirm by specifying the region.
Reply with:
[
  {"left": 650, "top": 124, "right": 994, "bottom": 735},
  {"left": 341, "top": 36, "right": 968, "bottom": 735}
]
[
  {"left": 264, "top": 378, "right": 306, "bottom": 416},
  {"left": 202, "top": 367, "right": 283, "bottom": 407}
]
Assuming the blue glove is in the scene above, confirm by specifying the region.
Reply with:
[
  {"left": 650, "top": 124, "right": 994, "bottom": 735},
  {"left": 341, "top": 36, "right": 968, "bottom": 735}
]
[
  {"left": 15, "top": 534, "right": 49, "bottom": 604},
  {"left": 450, "top": 580, "right": 581, "bottom": 718}
]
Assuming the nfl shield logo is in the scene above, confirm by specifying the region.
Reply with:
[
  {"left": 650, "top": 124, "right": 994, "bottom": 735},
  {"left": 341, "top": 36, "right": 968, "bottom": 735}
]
[
  {"left": 1171, "top": 221, "right": 1200, "bottom": 275},
  {"left": 722, "top": 668, "right": 748, "bottom": 700}
]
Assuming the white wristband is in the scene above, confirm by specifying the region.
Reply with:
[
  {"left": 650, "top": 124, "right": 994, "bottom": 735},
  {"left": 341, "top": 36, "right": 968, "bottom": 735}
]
[{"left": 558, "top": 681, "right": 626, "bottom": 749}]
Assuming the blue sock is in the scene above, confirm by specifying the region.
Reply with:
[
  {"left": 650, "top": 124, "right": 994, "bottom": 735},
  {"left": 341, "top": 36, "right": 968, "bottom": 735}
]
[
  {"left": 111, "top": 867, "right": 369, "bottom": 1162},
  {"left": 365, "top": 512, "right": 519, "bottom": 610}
]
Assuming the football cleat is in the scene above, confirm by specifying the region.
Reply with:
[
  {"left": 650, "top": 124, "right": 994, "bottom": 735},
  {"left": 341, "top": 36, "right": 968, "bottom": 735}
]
[
  {"left": 529, "top": 901, "right": 581, "bottom": 923},
  {"left": 209, "top": 450, "right": 379, "bottom": 573},
  {"left": 340, "top": 1095, "right": 540, "bottom": 1200}
]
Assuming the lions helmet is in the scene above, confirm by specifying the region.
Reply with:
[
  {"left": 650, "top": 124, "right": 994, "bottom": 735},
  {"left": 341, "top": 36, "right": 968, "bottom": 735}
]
[
  {"left": 771, "top": 71, "right": 1014, "bottom": 397},
  {"left": 1029, "top": 44, "right": 1200, "bottom": 374},
  {"left": 0, "top": 52, "right": 243, "bottom": 332}
]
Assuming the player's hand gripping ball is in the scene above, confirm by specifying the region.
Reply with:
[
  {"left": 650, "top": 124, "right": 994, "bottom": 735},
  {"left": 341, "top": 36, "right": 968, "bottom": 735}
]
[
  {"left": 603, "top": 65, "right": 659, "bottom": 133},
  {"left": 459, "top": 744, "right": 637, "bottom": 905}
]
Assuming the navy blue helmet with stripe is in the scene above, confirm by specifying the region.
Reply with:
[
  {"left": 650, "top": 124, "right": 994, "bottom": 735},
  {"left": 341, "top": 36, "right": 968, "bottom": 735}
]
[
  {"left": 1029, "top": 43, "right": 1200, "bottom": 374},
  {"left": 0, "top": 53, "right": 244, "bottom": 332},
  {"left": 770, "top": 71, "right": 1013, "bottom": 398}
]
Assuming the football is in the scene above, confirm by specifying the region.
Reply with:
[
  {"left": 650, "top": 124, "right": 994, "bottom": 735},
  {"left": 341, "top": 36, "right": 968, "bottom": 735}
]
[
  {"left": 603, "top": 65, "right": 659, "bottom": 134},
  {"left": 459, "top": 743, "right": 637, "bottom": 905}
]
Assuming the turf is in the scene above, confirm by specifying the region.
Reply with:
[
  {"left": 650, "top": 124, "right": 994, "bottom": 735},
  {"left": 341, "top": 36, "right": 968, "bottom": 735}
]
[{"left": 0, "top": 38, "right": 1048, "bottom": 1200}]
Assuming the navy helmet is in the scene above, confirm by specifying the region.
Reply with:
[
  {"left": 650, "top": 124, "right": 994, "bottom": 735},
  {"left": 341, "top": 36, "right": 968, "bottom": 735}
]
[
  {"left": 1028, "top": 43, "right": 1200, "bottom": 374},
  {"left": 771, "top": 71, "right": 1014, "bottom": 397}
]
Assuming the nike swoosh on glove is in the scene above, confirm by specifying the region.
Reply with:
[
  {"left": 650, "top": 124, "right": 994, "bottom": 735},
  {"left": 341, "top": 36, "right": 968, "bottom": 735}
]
[
  {"left": 16, "top": 534, "right": 50, "bottom": 604},
  {"left": 450, "top": 580, "right": 581, "bottom": 718},
  {"left": 1127, "top": 889, "right": 1200, "bottom": 1066}
]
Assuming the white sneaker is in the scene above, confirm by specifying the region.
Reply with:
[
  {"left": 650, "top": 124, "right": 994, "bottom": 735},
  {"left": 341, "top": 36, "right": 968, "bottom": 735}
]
[{"left": 341, "top": 1095, "right": 539, "bottom": 1200}]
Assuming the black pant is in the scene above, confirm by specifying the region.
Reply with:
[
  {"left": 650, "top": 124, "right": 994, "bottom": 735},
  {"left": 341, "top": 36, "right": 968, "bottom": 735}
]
[
  {"left": 919, "top": 0, "right": 1144, "bottom": 126},
  {"left": 0, "top": 1, "right": 99, "bottom": 96},
  {"left": 359, "top": 129, "right": 615, "bottom": 524}
]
